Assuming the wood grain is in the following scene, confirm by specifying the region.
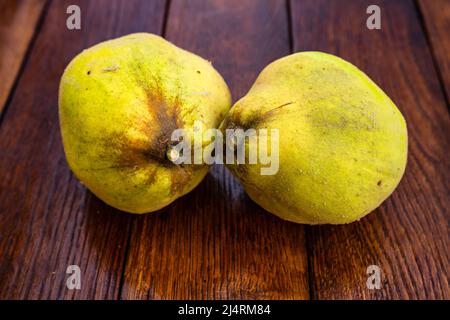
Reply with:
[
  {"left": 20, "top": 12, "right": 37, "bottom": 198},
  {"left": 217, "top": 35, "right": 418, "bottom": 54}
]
[
  {"left": 290, "top": 0, "right": 450, "bottom": 299},
  {"left": 0, "top": 0, "right": 448, "bottom": 300},
  {"left": 418, "top": 0, "right": 450, "bottom": 103},
  {"left": 0, "top": 0, "right": 47, "bottom": 114},
  {"left": 0, "top": 0, "right": 166, "bottom": 299},
  {"left": 119, "top": 0, "right": 309, "bottom": 300}
]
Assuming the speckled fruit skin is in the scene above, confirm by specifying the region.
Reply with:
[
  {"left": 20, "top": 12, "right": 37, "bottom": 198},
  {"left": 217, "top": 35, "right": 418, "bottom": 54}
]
[
  {"left": 221, "top": 52, "right": 407, "bottom": 224},
  {"left": 59, "top": 33, "right": 231, "bottom": 213}
]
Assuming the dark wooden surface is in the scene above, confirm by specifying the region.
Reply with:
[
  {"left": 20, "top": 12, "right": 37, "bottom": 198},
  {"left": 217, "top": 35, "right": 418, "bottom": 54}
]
[
  {"left": 418, "top": 0, "right": 450, "bottom": 103},
  {"left": 0, "top": 0, "right": 448, "bottom": 300},
  {"left": 0, "top": 0, "right": 46, "bottom": 113}
]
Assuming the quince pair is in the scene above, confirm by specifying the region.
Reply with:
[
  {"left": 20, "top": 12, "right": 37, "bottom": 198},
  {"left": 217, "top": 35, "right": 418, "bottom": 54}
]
[{"left": 59, "top": 33, "right": 407, "bottom": 224}]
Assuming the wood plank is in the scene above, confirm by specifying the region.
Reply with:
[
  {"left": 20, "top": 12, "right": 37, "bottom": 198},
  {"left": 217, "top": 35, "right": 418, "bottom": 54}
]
[
  {"left": 0, "top": 0, "right": 166, "bottom": 299},
  {"left": 418, "top": 0, "right": 450, "bottom": 103},
  {"left": 290, "top": 0, "right": 450, "bottom": 299},
  {"left": 0, "top": 0, "right": 47, "bottom": 114},
  {"left": 120, "top": 0, "right": 310, "bottom": 300}
]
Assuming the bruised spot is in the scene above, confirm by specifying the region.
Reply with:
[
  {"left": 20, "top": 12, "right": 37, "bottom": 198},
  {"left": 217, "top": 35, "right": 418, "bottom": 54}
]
[
  {"left": 87, "top": 70, "right": 91, "bottom": 75},
  {"left": 377, "top": 180, "right": 382, "bottom": 186},
  {"left": 98, "top": 72, "right": 203, "bottom": 196}
]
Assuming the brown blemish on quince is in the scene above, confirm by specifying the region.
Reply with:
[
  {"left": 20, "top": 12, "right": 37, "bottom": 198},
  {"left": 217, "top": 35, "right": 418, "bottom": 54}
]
[
  {"left": 227, "top": 101, "right": 295, "bottom": 130},
  {"left": 99, "top": 73, "right": 201, "bottom": 196},
  {"left": 221, "top": 101, "right": 295, "bottom": 185}
]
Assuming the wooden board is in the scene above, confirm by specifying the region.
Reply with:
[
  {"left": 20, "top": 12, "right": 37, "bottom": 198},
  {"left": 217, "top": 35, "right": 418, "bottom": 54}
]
[
  {"left": 0, "top": 0, "right": 166, "bottom": 299},
  {"left": 0, "top": 0, "right": 448, "bottom": 300},
  {"left": 0, "top": 0, "right": 47, "bottom": 113},
  {"left": 290, "top": 0, "right": 450, "bottom": 299},
  {"left": 418, "top": 0, "right": 450, "bottom": 103},
  {"left": 120, "top": 0, "right": 309, "bottom": 300}
]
